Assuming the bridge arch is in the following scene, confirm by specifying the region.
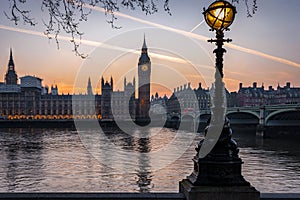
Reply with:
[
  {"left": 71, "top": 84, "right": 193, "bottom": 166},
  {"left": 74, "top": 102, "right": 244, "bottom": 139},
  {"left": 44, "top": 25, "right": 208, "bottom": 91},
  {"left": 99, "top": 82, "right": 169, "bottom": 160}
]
[
  {"left": 170, "top": 115, "right": 180, "bottom": 120},
  {"left": 266, "top": 109, "right": 300, "bottom": 125},
  {"left": 226, "top": 111, "right": 259, "bottom": 125},
  {"left": 180, "top": 114, "right": 195, "bottom": 132},
  {"left": 168, "top": 113, "right": 180, "bottom": 120},
  {"left": 197, "top": 113, "right": 211, "bottom": 123},
  {"left": 226, "top": 110, "right": 260, "bottom": 119}
]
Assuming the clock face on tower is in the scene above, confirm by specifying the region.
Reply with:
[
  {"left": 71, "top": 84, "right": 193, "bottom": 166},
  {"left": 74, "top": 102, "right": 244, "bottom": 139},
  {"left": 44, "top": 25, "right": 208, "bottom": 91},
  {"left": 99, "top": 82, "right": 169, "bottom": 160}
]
[{"left": 141, "top": 65, "right": 148, "bottom": 72}]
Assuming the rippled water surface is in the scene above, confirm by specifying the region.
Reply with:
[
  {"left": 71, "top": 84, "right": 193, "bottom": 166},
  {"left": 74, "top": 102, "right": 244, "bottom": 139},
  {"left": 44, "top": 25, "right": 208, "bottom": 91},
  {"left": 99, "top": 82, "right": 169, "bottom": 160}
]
[{"left": 0, "top": 127, "right": 299, "bottom": 192}]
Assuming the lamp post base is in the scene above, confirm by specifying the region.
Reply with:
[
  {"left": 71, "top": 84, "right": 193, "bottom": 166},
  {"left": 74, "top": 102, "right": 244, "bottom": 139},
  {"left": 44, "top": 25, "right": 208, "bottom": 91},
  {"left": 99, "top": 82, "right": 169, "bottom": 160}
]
[
  {"left": 179, "top": 179, "right": 260, "bottom": 200},
  {"left": 187, "top": 157, "right": 249, "bottom": 186},
  {"left": 180, "top": 118, "right": 260, "bottom": 200}
]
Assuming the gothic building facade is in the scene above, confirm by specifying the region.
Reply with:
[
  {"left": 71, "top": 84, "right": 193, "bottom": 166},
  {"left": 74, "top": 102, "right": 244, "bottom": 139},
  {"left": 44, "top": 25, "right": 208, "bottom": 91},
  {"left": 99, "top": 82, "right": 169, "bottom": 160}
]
[
  {"left": 2, "top": 40, "right": 298, "bottom": 120},
  {"left": 164, "top": 82, "right": 211, "bottom": 114},
  {"left": 0, "top": 37, "right": 151, "bottom": 120}
]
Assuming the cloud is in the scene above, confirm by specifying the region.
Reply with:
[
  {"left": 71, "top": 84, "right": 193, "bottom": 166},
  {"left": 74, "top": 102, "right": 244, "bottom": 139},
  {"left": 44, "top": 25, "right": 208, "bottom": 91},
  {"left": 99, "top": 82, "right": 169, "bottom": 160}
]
[
  {"left": 0, "top": 24, "right": 189, "bottom": 64},
  {"left": 86, "top": 5, "right": 300, "bottom": 70}
]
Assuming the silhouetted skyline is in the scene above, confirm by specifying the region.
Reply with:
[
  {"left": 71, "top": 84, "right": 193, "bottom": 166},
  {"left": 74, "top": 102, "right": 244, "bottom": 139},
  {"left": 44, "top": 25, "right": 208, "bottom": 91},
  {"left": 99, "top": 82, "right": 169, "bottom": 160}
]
[{"left": 0, "top": 1, "right": 299, "bottom": 94}]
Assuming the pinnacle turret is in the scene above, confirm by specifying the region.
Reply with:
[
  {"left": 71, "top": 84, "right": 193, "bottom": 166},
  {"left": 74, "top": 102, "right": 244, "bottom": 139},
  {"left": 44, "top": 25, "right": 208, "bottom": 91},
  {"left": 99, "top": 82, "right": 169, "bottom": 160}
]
[
  {"left": 8, "top": 48, "right": 15, "bottom": 70},
  {"left": 5, "top": 48, "right": 18, "bottom": 85},
  {"left": 139, "top": 34, "right": 150, "bottom": 65},
  {"left": 87, "top": 77, "right": 93, "bottom": 95}
]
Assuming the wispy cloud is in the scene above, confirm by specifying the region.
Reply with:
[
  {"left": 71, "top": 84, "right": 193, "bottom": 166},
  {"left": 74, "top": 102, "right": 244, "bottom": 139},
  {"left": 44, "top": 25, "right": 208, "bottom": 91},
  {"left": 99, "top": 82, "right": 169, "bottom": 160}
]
[
  {"left": 2, "top": 6, "right": 300, "bottom": 70},
  {"left": 0, "top": 24, "right": 189, "bottom": 64},
  {"left": 86, "top": 5, "right": 300, "bottom": 69},
  {"left": 225, "top": 43, "right": 300, "bottom": 69},
  {"left": 0, "top": 24, "right": 101, "bottom": 46},
  {"left": 190, "top": 20, "right": 206, "bottom": 32}
]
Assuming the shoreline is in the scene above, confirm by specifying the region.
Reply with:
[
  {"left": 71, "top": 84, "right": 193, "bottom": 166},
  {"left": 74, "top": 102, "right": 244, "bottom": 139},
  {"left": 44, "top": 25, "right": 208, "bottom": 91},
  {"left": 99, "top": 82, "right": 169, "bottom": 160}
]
[{"left": 1, "top": 120, "right": 300, "bottom": 139}]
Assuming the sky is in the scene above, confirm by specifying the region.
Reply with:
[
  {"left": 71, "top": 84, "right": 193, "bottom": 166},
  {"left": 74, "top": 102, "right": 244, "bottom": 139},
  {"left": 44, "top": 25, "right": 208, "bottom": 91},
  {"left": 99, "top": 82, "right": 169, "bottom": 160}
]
[{"left": 0, "top": 0, "right": 299, "bottom": 96}]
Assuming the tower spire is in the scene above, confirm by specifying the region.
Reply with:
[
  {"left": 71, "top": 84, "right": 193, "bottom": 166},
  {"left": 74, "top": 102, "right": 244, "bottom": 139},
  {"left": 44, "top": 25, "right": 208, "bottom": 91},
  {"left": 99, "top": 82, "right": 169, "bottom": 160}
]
[
  {"left": 87, "top": 77, "right": 93, "bottom": 95},
  {"left": 5, "top": 48, "right": 18, "bottom": 85},
  {"left": 142, "top": 33, "right": 147, "bottom": 50},
  {"left": 8, "top": 48, "right": 15, "bottom": 70},
  {"left": 124, "top": 76, "right": 127, "bottom": 89},
  {"left": 110, "top": 76, "right": 113, "bottom": 91},
  {"left": 139, "top": 34, "right": 150, "bottom": 64}
]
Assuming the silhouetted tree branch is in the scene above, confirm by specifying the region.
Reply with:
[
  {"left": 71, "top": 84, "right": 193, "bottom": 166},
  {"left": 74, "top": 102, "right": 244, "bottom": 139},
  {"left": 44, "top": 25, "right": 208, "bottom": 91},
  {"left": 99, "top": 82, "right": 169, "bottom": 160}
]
[
  {"left": 5, "top": 0, "right": 170, "bottom": 58},
  {"left": 4, "top": 0, "right": 256, "bottom": 58},
  {"left": 232, "top": 0, "right": 257, "bottom": 17}
]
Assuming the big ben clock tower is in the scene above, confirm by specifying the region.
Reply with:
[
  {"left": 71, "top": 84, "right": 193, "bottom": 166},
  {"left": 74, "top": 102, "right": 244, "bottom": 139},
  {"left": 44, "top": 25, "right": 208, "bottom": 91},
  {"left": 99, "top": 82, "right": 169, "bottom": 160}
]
[{"left": 138, "top": 35, "right": 151, "bottom": 121}]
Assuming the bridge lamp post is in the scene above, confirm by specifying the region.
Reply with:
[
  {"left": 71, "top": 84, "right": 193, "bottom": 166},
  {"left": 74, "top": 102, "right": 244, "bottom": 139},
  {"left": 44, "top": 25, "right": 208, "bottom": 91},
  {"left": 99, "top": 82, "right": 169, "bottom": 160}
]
[{"left": 180, "top": 1, "right": 259, "bottom": 200}]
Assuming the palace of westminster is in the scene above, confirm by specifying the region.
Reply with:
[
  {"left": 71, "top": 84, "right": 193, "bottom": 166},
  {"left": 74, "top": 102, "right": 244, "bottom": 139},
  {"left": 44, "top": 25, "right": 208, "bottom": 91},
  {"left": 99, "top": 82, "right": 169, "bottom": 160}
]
[
  {"left": 1, "top": 37, "right": 300, "bottom": 120},
  {"left": 0, "top": 37, "right": 155, "bottom": 120}
]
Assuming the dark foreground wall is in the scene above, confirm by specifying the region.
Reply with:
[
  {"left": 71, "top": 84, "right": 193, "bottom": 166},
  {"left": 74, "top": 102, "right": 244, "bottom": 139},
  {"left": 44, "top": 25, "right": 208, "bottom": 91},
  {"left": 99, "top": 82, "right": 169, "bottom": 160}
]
[{"left": 0, "top": 193, "right": 299, "bottom": 200}]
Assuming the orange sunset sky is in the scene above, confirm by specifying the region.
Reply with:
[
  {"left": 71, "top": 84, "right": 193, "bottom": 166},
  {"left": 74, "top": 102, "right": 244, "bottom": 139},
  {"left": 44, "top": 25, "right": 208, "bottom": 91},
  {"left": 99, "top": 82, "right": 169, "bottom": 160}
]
[{"left": 0, "top": 0, "right": 299, "bottom": 96}]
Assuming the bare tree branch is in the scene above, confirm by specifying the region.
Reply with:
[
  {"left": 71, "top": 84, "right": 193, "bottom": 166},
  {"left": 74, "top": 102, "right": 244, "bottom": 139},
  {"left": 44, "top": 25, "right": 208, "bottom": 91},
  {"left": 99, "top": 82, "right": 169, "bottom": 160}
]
[
  {"left": 5, "top": 0, "right": 37, "bottom": 26},
  {"left": 232, "top": 0, "right": 258, "bottom": 17},
  {"left": 5, "top": 0, "right": 171, "bottom": 58},
  {"left": 4, "top": 0, "right": 257, "bottom": 58}
]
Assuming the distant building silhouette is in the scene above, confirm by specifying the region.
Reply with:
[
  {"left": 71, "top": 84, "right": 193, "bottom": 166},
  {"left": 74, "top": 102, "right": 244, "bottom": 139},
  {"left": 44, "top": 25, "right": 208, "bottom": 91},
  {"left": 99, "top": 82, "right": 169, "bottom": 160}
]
[
  {"left": 0, "top": 38, "right": 150, "bottom": 120},
  {"left": 230, "top": 82, "right": 300, "bottom": 107},
  {"left": 111, "top": 77, "right": 136, "bottom": 120},
  {"left": 1, "top": 46, "right": 300, "bottom": 120},
  {"left": 150, "top": 92, "right": 168, "bottom": 115},
  {"left": 165, "top": 82, "right": 211, "bottom": 115},
  {"left": 101, "top": 77, "right": 113, "bottom": 119}
]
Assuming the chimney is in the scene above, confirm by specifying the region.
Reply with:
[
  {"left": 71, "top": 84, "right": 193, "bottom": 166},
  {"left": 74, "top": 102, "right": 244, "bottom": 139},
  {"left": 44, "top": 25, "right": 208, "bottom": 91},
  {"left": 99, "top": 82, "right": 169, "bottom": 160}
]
[
  {"left": 269, "top": 86, "right": 273, "bottom": 91},
  {"left": 253, "top": 82, "right": 257, "bottom": 88},
  {"left": 239, "top": 83, "right": 243, "bottom": 89}
]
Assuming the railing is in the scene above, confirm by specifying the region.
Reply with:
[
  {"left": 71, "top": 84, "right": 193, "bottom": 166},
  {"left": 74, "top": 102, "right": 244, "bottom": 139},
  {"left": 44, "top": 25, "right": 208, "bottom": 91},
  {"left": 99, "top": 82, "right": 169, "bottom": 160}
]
[{"left": 0, "top": 193, "right": 299, "bottom": 200}]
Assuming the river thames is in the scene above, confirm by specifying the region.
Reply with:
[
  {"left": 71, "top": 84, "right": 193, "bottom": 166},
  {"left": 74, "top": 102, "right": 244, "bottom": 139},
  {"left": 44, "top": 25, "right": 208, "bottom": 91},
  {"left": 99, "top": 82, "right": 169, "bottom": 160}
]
[{"left": 0, "top": 127, "right": 299, "bottom": 193}]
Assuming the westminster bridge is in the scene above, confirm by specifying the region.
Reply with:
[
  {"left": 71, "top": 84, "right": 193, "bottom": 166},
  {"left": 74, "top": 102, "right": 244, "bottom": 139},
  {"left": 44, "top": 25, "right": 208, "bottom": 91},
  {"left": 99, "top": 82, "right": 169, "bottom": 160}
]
[{"left": 167, "top": 104, "right": 300, "bottom": 137}]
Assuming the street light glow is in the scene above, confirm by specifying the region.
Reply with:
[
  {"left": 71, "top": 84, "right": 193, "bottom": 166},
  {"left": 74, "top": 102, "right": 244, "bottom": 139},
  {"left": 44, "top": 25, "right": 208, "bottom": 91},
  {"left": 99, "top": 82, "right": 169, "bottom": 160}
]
[{"left": 204, "top": 0, "right": 236, "bottom": 31}]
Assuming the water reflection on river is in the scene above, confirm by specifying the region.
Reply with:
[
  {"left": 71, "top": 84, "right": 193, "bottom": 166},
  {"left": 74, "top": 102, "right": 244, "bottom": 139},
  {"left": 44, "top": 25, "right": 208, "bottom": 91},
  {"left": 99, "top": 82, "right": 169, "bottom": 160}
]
[{"left": 0, "top": 127, "right": 299, "bottom": 193}]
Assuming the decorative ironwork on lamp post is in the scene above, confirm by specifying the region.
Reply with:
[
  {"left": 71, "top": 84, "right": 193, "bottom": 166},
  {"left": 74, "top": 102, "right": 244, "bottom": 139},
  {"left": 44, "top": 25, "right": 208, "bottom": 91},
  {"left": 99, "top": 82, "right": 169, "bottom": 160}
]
[{"left": 187, "top": 0, "right": 250, "bottom": 186}]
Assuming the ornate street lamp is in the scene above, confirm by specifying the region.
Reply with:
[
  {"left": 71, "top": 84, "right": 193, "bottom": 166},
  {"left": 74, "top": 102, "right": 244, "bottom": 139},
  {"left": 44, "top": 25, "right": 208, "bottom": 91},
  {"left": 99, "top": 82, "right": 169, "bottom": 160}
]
[
  {"left": 180, "top": 2, "right": 259, "bottom": 199},
  {"left": 204, "top": 0, "right": 236, "bottom": 32},
  {"left": 204, "top": 0, "right": 236, "bottom": 78}
]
